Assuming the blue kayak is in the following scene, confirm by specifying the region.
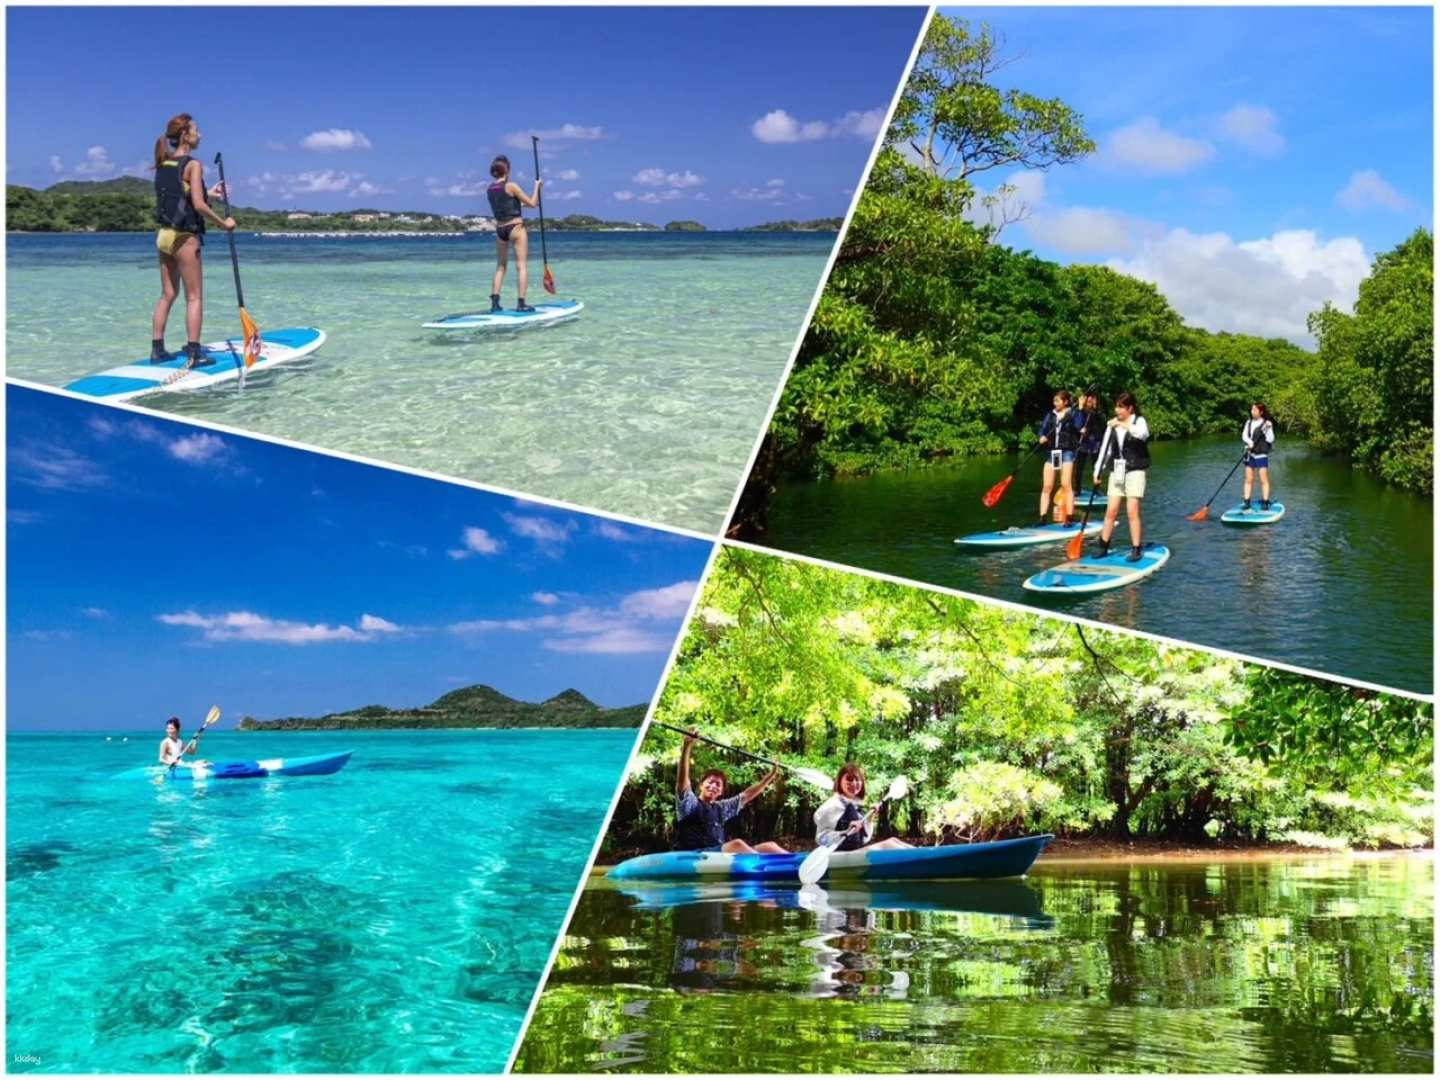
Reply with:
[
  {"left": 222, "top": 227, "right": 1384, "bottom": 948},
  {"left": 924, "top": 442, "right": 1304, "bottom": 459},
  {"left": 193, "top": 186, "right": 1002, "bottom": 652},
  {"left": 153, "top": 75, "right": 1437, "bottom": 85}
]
[
  {"left": 955, "top": 521, "right": 1103, "bottom": 549},
  {"left": 613, "top": 879, "right": 1049, "bottom": 921},
  {"left": 64, "top": 328, "right": 326, "bottom": 403},
  {"left": 113, "top": 751, "right": 352, "bottom": 781},
  {"left": 608, "top": 834, "right": 1052, "bottom": 883},
  {"left": 1023, "top": 543, "right": 1171, "bottom": 595},
  {"left": 423, "top": 300, "right": 583, "bottom": 330},
  {"left": 1220, "top": 502, "right": 1285, "bottom": 525}
]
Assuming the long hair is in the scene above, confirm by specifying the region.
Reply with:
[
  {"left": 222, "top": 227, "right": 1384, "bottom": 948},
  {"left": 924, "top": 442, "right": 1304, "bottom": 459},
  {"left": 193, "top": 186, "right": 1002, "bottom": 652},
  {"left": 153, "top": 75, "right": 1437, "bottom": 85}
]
[
  {"left": 154, "top": 113, "right": 193, "bottom": 168},
  {"left": 833, "top": 762, "right": 867, "bottom": 799}
]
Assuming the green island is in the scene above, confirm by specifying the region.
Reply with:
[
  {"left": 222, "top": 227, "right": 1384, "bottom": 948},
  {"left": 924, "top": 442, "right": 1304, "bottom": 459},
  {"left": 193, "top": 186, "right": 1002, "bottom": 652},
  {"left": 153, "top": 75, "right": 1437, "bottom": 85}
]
[
  {"left": 732, "top": 15, "right": 1432, "bottom": 538},
  {"left": 5, "top": 179, "right": 839, "bottom": 234},
  {"left": 237, "top": 683, "right": 645, "bottom": 731}
]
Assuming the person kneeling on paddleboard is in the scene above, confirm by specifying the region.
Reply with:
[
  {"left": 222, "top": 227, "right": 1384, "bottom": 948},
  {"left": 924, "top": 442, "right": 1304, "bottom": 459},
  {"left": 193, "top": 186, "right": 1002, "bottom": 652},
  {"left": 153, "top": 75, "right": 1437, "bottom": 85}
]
[
  {"left": 1241, "top": 402, "right": 1276, "bottom": 511},
  {"left": 675, "top": 730, "right": 788, "bottom": 854},
  {"left": 1093, "top": 391, "right": 1151, "bottom": 562},
  {"left": 1036, "top": 391, "right": 1083, "bottom": 526},
  {"left": 486, "top": 154, "right": 542, "bottom": 314},
  {"left": 157, "top": 716, "right": 208, "bottom": 771},
  {"left": 815, "top": 764, "right": 912, "bottom": 854},
  {"left": 150, "top": 113, "right": 237, "bottom": 369}
]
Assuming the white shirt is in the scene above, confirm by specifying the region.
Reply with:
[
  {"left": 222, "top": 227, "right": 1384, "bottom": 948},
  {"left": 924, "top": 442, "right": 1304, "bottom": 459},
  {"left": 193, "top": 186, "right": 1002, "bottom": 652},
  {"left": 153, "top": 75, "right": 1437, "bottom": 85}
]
[
  {"left": 814, "top": 793, "right": 873, "bottom": 846},
  {"left": 1242, "top": 418, "right": 1274, "bottom": 449},
  {"left": 1094, "top": 415, "right": 1150, "bottom": 482}
]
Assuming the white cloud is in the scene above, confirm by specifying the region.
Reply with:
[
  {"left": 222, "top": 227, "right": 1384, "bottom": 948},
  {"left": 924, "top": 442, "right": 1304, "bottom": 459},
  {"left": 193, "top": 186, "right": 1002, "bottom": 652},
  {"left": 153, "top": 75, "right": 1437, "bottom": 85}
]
[
  {"left": 168, "top": 433, "right": 230, "bottom": 465},
  {"left": 751, "top": 107, "right": 886, "bottom": 144},
  {"left": 448, "top": 579, "right": 699, "bottom": 654},
  {"left": 157, "top": 610, "right": 404, "bottom": 645},
  {"left": 81, "top": 607, "right": 112, "bottom": 620},
  {"left": 732, "top": 182, "right": 788, "bottom": 202},
  {"left": 49, "top": 155, "right": 63, "bottom": 175},
  {"left": 301, "top": 128, "right": 373, "bottom": 152},
  {"left": 503, "top": 512, "right": 578, "bottom": 553},
  {"left": 74, "top": 146, "right": 116, "bottom": 177},
  {"left": 634, "top": 167, "right": 704, "bottom": 189},
  {"left": 350, "top": 180, "right": 391, "bottom": 197},
  {"left": 1336, "top": 169, "right": 1412, "bottom": 213},
  {"left": 613, "top": 190, "right": 635, "bottom": 202},
  {"left": 1108, "top": 227, "right": 1370, "bottom": 344},
  {"left": 594, "top": 521, "right": 640, "bottom": 542},
  {"left": 446, "top": 526, "right": 504, "bottom": 560},
  {"left": 636, "top": 190, "right": 684, "bottom": 204},
  {"left": 619, "top": 581, "right": 696, "bottom": 621},
  {"left": 1025, "top": 206, "right": 1148, "bottom": 255},
  {"left": 550, "top": 189, "right": 582, "bottom": 201},
  {"left": 504, "top": 124, "right": 607, "bottom": 149},
  {"left": 553, "top": 168, "right": 580, "bottom": 181},
  {"left": 290, "top": 170, "right": 353, "bottom": 194},
  {"left": 1217, "top": 104, "right": 1286, "bottom": 157},
  {"left": 532, "top": 591, "right": 561, "bottom": 606},
  {"left": 10, "top": 444, "right": 104, "bottom": 491},
  {"left": 1102, "top": 117, "right": 1215, "bottom": 175},
  {"left": 832, "top": 108, "right": 887, "bottom": 139},
  {"left": 428, "top": 178, "right": 488, "bottom": 197}
]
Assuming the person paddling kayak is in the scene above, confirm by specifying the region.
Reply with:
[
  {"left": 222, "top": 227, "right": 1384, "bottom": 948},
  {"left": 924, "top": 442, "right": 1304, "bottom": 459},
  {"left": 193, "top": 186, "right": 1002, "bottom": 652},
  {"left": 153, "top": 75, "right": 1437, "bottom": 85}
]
[
  {"left": 1036, "top": 391, "right": 1083, "bottom": 525},
  {"left": 157, "top": 716, "right": 208, "bottom": 771},
  {"left": 675, "top": 730, "right": 788, "bottom": 854},
  {"left": 150, "top": 113, "right": 236, "bottom": 369},
  {"left": 814, "top": 764, "right": 912, "bottom": 854},
  {"left": 1241, "top": 402, "right": 1276, "bottom": 510},
  {"left": 1093, "top": 391, "right": 1151, "bottom": 561},
  {"left": 486, "top": 154, "right": 542, "bottom": 314}
]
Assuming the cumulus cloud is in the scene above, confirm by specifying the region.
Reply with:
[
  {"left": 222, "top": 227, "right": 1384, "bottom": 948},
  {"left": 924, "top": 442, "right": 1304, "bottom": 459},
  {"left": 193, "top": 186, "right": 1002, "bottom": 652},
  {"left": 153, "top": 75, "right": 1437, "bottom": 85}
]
[
  {"left": 504, "top": 124, "right": 607, "bottom": 149},
  {"left": 752, "top": 107, "right": 885, "bottom": 144},
  {"left": 503, "top": 512, "right": 578, "bottom": 554},
  {"left": 1336, "top": 169, "right": 1412, "bottom": 213},
  {"left": 168, "top": 432, "right": 230, "bottom": 465},
  {"left": 447, "top": 526, "right": 504, "bottom": 560},
  {"left": 732, "top": 179, "right": 787, "bottom": 202},
  {"left": 290, "top": 170, "right": 354, "bottom": 193},
  {"left": 613, "top": 190, "right": 635, "bottom": 202},
  {"left": 1108, "top": 227, "right": 1370, "bottom": 344},
  {"left": 1025, "top": 206, "right": 1150, "bottom": 256},
  {"left": 350, "top": 179, "right": 391, "bottom": 197},
  {"left": 49, "top": 155, "right": 63, "bottom": 175},
  {"left": 553, "top": 168, "right": 580, "bottom": 181},
  {"left": 301, "top": 128, "right": 373, "bottom": 152},
  {"left": 1101, "top": 117, "right": 1215, "bottom": 175},
  {"left": 594, "top": 520, "right": 641, "bottom": 542},
  {"left": 428, "top": 178, "right": 489, "bottom": 198},
  {"left": 549, "top": 189, "right": 582, "bottom": 201},
  {"left": 634, "top": 167, "right": 704, "bottom": 189},
  {"left": 449, "top": 580, "right": 698, "bottom": 654},
  {"left": 157, "top": 610, "right": 405, "bottom": 645},
  {"left": 74, "top": 145, "right": 115, "bottom": 177},
  {"left": 1217, "top": 104, "right": 1286, "bottom": 157},
  {"left": 532, "top": 591, "right": 561, "bottom": 605}
]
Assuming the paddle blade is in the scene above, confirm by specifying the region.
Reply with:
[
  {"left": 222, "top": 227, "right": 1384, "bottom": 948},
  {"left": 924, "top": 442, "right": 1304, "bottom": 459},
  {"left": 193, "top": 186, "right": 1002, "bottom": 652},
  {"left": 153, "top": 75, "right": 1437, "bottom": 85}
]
[
  {"left": 793, "top": 766, "right": 836, "bottom": 791},
  {"left": 1184, "top": 506, "right": 1210, "bottom": 522},
  {"left": 542, "top": 265, "right": 557, "bottom": 295},
  {"left": 885, "top": 775, "right": 910, "bottom": 801},
  {"left": 1066, "top": 529, "right": 1086, "bottom": 560},
  {"left": 239, "top": 308, "right": 262, "bottom": 369},
  {"left": 798, "top": 844, "right": 832, "bottom": 886},
  {"left": 981, "top": 474, "right": 1014, "bottom": 508},
  {"left": 204, "top": 705, "right": 221, "bottom": 727}
]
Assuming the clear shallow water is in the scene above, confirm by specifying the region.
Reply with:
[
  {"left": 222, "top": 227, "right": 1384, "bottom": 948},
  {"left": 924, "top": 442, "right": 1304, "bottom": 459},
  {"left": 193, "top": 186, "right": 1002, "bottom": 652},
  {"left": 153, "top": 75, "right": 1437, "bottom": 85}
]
[
  {"left": 515, "top": 856, "right": 1434, "bottom": 1073},
  {"left": 7, "top": 232, "right": 834, "bottom": 534},
  {"left": 759, "top": 436, "right": 1433, "bottom": 693},
  {"left": 6, "top": 728, "right": 635, "bottom": 1072}
]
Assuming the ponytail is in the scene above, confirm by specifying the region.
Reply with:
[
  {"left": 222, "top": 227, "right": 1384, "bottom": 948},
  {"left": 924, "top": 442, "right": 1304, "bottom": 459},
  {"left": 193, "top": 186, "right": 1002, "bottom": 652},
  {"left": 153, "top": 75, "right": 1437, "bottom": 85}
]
[{"left": 154, "top": 113, "right": 194, "bottom": 168}]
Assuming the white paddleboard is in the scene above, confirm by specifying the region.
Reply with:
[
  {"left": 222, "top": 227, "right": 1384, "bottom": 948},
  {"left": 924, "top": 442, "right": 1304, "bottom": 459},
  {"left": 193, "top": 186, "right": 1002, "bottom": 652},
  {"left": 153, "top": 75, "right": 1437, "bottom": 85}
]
[{"left": 423, "top": 300, "right": 583, "bottom": 331}]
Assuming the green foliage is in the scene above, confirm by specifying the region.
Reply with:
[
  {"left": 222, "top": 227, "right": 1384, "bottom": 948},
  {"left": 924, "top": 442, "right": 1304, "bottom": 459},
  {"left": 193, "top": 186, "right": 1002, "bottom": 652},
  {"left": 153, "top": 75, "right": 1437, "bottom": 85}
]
[
  {"left": 663, "top": 220, "right": 706, "bottom": 232},
  {"left": 741, "top": 218, "right": 844, "bottom": 232},
  {"left": 608, "top": 550, "right": 1432, "bottom": 854}
]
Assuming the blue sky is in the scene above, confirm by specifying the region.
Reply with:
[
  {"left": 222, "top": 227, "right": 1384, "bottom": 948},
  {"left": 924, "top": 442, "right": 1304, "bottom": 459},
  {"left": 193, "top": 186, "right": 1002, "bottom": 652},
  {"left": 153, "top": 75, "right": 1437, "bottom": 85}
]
[
  {"left": 7, "top": 387, "right": 713, "bottom": 730},
  {"left": 944, "top": 7, "right": 1432, "bottom": 344},
  {"left": 6, "top": 6, "right": 925, "bottom": 227}
]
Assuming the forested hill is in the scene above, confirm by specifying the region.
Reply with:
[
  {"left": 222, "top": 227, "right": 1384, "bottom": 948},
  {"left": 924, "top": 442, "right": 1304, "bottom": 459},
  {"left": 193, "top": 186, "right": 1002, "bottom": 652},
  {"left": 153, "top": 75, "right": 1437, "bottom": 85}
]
[
  {"left": 238, "top": 684, "right": 647, "bottom": 731},
  {"left": 734, "top": 13, "right": 1432, "bottom": 532}
]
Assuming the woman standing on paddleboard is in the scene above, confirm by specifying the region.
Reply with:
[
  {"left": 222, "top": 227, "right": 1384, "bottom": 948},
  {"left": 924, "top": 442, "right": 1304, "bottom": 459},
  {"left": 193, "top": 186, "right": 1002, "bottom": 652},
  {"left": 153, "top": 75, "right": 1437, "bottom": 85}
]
[
  {"left": 486, "top": 154, "right": 542, "bottom": 313},
  {"left": 1074, "top": 390, "right": 1104, "bottom": 498},
  {"left": 675, "top": 730, "right": 788, "bottom": 855},
  {"left": 1036, "top": 391, "right": 1083, "bottom": 525},
  {"left": 1093, "top": 391, "right": 1151, "bottom": 561},
  {"left": 815, "top": 764, "right": 912, "bottom": 854},
  {"left": 1241, "top": 403, "right": 1276, "bottom": 511},
  {"left": 150, "top": 114, "right": 236, "bottom": 369}
]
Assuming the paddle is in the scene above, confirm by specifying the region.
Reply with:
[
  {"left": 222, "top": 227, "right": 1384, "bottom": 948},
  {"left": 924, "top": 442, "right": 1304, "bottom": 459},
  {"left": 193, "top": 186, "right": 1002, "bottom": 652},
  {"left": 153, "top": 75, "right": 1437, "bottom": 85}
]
[
  {"left": 171, "top": 705, "right": 221, "bottom": 775},
  {"left": 1185, "top": 450, "right": 1250, "bottom": 522},
  {"left": 212, "top": 153, "right": 262, "bottom": 375},
  {"left": 1064, "top": 399, "right": 1110, "bottom": 560},
  {"left": 798, "top": 774, "right": 911, "bottom": 886},
  {"left": 651, "top": 720, "right": 833, "bottom": 791},
  {"left": 530, "top": 136, "right": 556, "bottom": 295},
  {"left": 981, "top": 441, "right": 1043, "bottom": 508}
]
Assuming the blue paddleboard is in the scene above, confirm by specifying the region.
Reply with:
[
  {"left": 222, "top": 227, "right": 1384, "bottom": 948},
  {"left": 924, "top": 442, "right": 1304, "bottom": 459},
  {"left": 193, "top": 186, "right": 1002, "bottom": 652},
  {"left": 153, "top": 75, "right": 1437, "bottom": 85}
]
[
  {"left": 1220, "top": 502, "right": 1285, "bottom": 525},
  {"left": 63, "top": 328, "right": 326, "bottom": 403},
  {"left": 1023, "top": 543, "right": 1171, "bottom": 595},
  {"left": 423, "top": 300, "right": 583, "bottom": 330},
  {"left": 955, "top": 521, "right": 1103, "bottom": 549}
]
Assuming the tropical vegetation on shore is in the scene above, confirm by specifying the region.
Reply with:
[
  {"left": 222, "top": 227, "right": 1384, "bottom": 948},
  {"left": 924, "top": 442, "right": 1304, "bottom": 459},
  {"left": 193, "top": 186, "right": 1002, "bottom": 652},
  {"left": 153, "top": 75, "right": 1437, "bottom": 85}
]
[
  {"left": 733, "top": 16, "right": 1432, "bottom": 535},
  {"left": 603, "top": 548, "right": 1433, "bottom": 858}
]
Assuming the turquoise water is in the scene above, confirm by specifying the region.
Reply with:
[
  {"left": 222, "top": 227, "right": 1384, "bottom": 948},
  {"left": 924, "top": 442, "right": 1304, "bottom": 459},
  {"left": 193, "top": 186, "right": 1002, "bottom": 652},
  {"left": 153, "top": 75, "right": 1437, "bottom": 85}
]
[
  {"left": 5, "top": 728, "right": 636, "bottom": 1072},
  {"left": 6, "top": 232, "right": 835, "bottom": 534}
]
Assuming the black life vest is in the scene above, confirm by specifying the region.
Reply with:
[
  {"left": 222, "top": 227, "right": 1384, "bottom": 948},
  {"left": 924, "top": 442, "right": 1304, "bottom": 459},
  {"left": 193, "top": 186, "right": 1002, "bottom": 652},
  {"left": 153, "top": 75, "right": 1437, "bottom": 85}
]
[
  {"left": 1102, "top": 422, "right": 1150, "bottom": 472},
  {"left": 1075, "top": 409, "right": 1103, "bottom": 454},
  {"left": 835, "top": 799, "right": 867, "bottom": 852},
  {"left": 674, "top": 797, "right": 729, "bottom": 851},
  {"left": 1246, "top": 418, "right": 1273, "bottom": 455},
  {"left": 154, "top": 155, "right": 205, "bottom": 234},
  {"left": 487, "top": 180, "right": 523, "bottom": 221}
]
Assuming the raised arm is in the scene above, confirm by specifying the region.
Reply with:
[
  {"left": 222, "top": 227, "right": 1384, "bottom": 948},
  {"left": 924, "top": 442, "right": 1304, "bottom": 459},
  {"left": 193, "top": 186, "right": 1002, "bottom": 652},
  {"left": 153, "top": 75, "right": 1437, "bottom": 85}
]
[
  {"left": 676, "top": 731, "right": 695, "bottom": 795},
  {"left": 739, "top": 765, "right": 781, "bottom": 807}
]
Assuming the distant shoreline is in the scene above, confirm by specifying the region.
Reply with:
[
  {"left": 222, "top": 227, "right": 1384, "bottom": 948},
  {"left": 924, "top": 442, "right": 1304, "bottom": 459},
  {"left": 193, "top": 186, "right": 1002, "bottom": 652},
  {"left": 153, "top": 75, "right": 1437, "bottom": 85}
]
[{"left": 7, "top": 228, "right": 839, "bottom": 237}]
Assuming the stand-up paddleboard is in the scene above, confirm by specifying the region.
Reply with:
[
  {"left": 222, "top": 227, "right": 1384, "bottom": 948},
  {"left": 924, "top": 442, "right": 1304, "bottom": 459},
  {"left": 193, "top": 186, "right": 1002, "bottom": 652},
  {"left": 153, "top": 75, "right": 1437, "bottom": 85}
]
[
  {"left": 423, "top": 300, "right": 582, "bottom": 331},
  {"left": 1023, "top": 543, "right": 1171, "bottom": 595},
  {"left": 1220, "top": 502, "right": 1285, "bottom": 525},
  {"left": 63, "top": 328, "right": 326, "bottom": 403},
  {"left": 1073, "top": 490, "right": 1108, "bottom": 508},
  {"left": 955, "top": 520, "right": 1104, "bottom": 549}
]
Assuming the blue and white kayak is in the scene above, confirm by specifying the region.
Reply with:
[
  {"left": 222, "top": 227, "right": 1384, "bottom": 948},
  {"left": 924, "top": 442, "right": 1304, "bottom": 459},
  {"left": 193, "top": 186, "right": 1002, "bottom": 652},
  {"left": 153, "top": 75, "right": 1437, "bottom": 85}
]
[
  {"left": 1023, "top": 543, "right": 1171, "bottom": 595},
  {"left": 955, "top": 521, "right": 1103, "bottom": 549},
  {"left": 423, "top": 300, "right": 583, "bottom": 331},
  {"left": 63, "top": 328, "right": 326, "bottom": 403},
  {"left": 1220, "top": 502, "right": 1285, "bottom": 525},
  {"left": 113, "top": 750, "right": 352, "bottom": 782},
  {"left": 608, "top": 835, "right": 1052, "bottom": 883}
]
